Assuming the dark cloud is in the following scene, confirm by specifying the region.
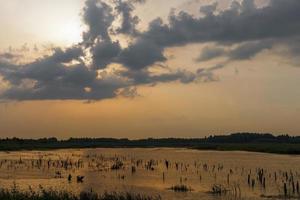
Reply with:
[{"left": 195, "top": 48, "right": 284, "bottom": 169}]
[
  {"left": 1, "top": 0, "right": 300, "bottom": 101},
  {"left": 120, "top": 67, "right": 202, "bottom": 86},
  {"left": 91, "top": 40, "right": 121, "bottom": 69},
  {"left": 1, "top": 0, "right": 179, "bottom": 101},
  {"left": 228, "top": 40, "right": 273, "bottom": 60},
  {"left": 82, "top": 0, "right": 115, "bottom": 43},
  {"left": 0, "top": 53, "right": 19, "bottom": 61},
  {"left": 118, "top": 39, "right": 166, "bottom": 70},
  {"left": 0, "top": 63, "right": 121, "bottom": 101},
  {"left": 0, "top": 46, "right": 199, "bottom": 101},
  {"left": 150, "top": 70, "right": 197, "bottom": 84},
  {"left": 196, "top": 46, "right": 226, "bottom": 61},
  {"left": 281, "top": 37, "right": 300, "bottom": 57},
  {"left": 84, "top": 0, "right": 300, "bottom": 69},
  {"left": 189, "top": 0, "right": 297, "bottom": 42},
  {"left": 197, "top": 40, "right": 273, "bottom": 62},
  {"left": 196, "top": 63, "right": 226, "bottom": 82},
  {"left": 51, "top": 46, "right": 83, "bottom": 63},
  {"left": 62, "top": 64, "right": 97, "bottom": 86},
  {"left": 0, "top": 51, "right": 24, "bottom": 64},
  {"left": 199, "top": 2, "right": 218, "bottom": 16},
  {"left": 131, "top": 0, "right": 146, "bottom": 4},
  {"left": 3, "top": 47, "right": 83, "bottom": 84},
  {"left": 114, "top": 0, "right": 300, "bottom": 69},
  {"left": 114, "top": 0, "right": 140, "bottom": 35},
  {"left": 0, "top": 43, "right": 125, "bottom": 100}
]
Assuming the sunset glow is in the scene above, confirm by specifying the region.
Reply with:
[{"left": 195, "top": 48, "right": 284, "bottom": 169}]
[{"left": 0, "top": 0, "right": 300, "bottom": 139}]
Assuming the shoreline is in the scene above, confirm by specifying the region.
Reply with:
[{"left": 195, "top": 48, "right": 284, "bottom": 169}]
[
  {"left": 1, "top": 133, "right": 300, "bottom": 155},
  {"left": 1, "top": 143, "right": 300, "bottom": 155}
]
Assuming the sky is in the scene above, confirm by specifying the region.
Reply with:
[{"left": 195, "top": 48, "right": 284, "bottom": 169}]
[{"left": 0, "top": 0, "right": 300, "bottom": 139}]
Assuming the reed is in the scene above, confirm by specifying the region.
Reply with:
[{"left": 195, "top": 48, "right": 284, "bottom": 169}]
[
  {"left": 1, "top": 150, "right": 300, "bottom": 199},
  {"left": 0, "top": 186, "right": 161, "bottom": 200}
]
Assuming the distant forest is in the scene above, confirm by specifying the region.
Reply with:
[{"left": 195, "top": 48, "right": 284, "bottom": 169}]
[{"left": 1, "top": 133, "right": 300, "bottom": 154}]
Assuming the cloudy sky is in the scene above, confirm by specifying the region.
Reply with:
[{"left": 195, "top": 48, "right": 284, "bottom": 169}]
[{"left": 0, "top": 0, "right": 300, "bottom": 138}]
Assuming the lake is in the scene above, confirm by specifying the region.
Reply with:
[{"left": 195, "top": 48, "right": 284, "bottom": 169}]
[{"left": 0, "top": 148, "right": 299, "bottom": 200}]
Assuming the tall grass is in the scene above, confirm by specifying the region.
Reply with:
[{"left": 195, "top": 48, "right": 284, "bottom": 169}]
[{"left": 0, "top": 186, "right": 161, "bottom": 200}]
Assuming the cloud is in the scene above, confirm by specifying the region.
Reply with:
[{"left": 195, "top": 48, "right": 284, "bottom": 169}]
[
  {"left": 138, "top": 0, "right": 300, "bottom": 46},
  {"left": 84, "top": 0, "right": 300, "bottom": 69},
  {"left": 1, "top": 0, "right": 300, "bottom": 101},
  {"left": 0, "top": 0, "right": 204, "bottom": 101},
  {"left": 196, "top": 63, "right": 227, "bottom": 82},
  {"left": 0, "top": 51, "right": 24, "bottom": 64},
  {"left": 121, "top": 68, "right": 201, "bottom": 86},
  {"left": 199, "top": 2, "right": 218, "bottom": 16},
  {"left": 116, "top": 86, "right": 139, "bottom": 98},
  {"left": 151, "top": 70, "right": 197, "bottom": 84},
  {"left": 227, "top": 40, "right": 273, "bottom": 60},
  {"left": 91, "top": 40, "right": 121, "bottom": 69},
  {"left": 131, "top": 0, "right": 146, "bottom": 4},
  {"left": 0, "top": 46, "right": 201, "bottom": 101},
  {"left": 196, "top": 46, "right": 226, "bottom": 61},
  {"left": 0, "top": 53, "right": 19, "bottom": 61},
  {"left": 50, "top": 46, "right": 84, "bottom": 63},
  {"left": 82, "top": 0, "right": 115, "bottom": 43},
  {"left": 118, "top": 39, "right": 166, "bottom": 70},
  {"left": 114, "top": 0, "right": 142, "bottom": 35},
  {"left": 196, "top": 40, "right": 273, "bottom": 62},
  {"left": 115, "top": 0, "right": 300, "bottom": 69}
]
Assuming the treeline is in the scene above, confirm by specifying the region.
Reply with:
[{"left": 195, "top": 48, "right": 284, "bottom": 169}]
[
  {"left": 0, "top": 133, "right": 299, "bottom": 152},
  {"left": 204, "top": 133, "right": 299, "bottom": 143}
]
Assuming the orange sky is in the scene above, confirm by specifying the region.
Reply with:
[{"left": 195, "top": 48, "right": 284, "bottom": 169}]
[{"left": 0, "top": 0, "right": 299, "bottom": 138}]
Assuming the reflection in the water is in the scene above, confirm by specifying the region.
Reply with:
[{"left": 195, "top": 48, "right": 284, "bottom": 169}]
[{"left": 0, "top": 148, "right": 299, "bottom": 200}]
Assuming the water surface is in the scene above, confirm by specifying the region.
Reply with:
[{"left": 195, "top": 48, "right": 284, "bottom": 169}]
[{"left": 0, "top": 148, "right": 299, "bottom": 200}]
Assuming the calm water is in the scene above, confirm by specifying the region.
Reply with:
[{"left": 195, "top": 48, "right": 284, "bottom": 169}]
[{"left": 0, "top": 148, "right": 299, "bottom": 200}]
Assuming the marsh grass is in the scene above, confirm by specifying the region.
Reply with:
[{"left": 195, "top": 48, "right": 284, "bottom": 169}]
[
  {"left": 0, "top": 149, "right": 299, "bottom": 199},
  {"left": 0, "top": 185, "right": 161, "bottom": 200}
]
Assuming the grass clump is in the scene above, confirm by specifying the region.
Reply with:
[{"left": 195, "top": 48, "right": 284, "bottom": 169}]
[
  {"left": 209, "top": 184, "right": 229, "bottom": 195},
  {"left": 111, "top": 160, "right": 124, "bottom": 170},
  {"left": 169, "top": 184, "right": 192, "bottom": 192}
]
